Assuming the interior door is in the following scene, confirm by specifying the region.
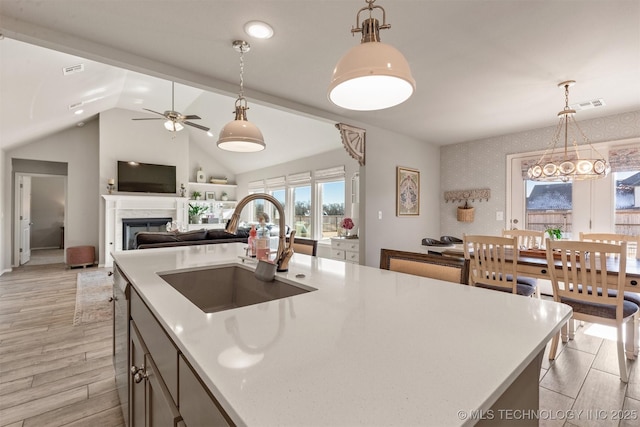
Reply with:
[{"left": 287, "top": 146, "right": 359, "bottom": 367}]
[{"left": 19, "top": 175, "right": 32, "bottom": 265}]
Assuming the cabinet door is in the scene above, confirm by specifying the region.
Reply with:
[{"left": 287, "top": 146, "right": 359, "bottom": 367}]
[
  {"left": 129, "top": 322, "right": 146, "bottom": 427},
  {"left": 178, "top": 355, "right": 231, "bottom": 426},
  {"left": 145, "top": 354, "right": 181, "bottom": 427}
]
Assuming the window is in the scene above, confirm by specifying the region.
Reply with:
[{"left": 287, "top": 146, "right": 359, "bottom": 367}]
[
  {"left": 509, "top": 140, "right": 640, "bottom": 238},
  {"left": 614, "top": 170, "right": 640, "bottom": 235},
  {"left": 249, "top": 167, "right": 347, "bottom": 240},
  {"left": 318, "top": 180, "right": 345, "bottom": 238},
  {"left": 525, "top": 180, "right": 572, "bottom": 236}
]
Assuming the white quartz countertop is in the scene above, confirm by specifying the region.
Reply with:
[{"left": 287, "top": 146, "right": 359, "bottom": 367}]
[{"left": 113, "top": 243, "right": 571, "bottom": 426}]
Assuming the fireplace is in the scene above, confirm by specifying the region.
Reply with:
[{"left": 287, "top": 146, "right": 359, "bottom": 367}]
[
  {"left": 102, "top": 195, "right": 188, "bottom": 267},
  {"left": 122, "top": 217, "right": 172, "bottom": 250}
]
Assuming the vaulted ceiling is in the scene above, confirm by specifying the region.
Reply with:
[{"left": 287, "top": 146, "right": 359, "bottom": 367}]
[{"left": 1, "top": 0, "right": 639, "bottom": 174}]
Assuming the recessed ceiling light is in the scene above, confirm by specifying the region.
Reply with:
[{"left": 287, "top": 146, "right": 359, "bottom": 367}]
[
  {"left": 244, "top": 21, "right": 274, "bottom": 39},
  {"left": 74, "top": 109, "right": 84, "bottom": 115},
  {"left": 207, "top": 131, "right": 214, "bottom": 137}
]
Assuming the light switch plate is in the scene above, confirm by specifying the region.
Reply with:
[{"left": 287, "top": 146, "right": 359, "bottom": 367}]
[{"left": 496, "top": 211, "right": 504, "bottom": 221}]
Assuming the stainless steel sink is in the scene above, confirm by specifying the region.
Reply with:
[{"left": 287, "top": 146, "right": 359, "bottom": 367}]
[{"left": 158, "top": 265, "right": 315, "bottom": 313}]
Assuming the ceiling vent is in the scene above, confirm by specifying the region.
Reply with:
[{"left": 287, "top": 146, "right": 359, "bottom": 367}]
[
  {"left": 570, "top": 98, "right": 606, "bottom": 111},
  {"left": 62, "top": 63, "right": 84, "bottom": 75},
  {"left": 68, "top": 101, "right": 84, "bottom": 110}
]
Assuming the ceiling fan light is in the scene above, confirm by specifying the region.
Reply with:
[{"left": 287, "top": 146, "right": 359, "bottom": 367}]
[
  {"left": 328, "top": 42, "right": 415, "bottom": 111},
  {"left": 164, "top": 120, "right": 184, "bottom": 132}
]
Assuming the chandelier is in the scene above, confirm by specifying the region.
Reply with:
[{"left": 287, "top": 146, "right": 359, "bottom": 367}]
[
  {"left": 217, "top": 40, "right": 266, "bottom": 152},
  {"left": 527, "top": 80, "right": 609, "bottom": 182},
  {"left": 328, "top": 0, "right": 415, "bottom": 111}
]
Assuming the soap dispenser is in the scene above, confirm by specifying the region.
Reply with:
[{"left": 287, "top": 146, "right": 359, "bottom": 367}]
[{"left": 248, "top": 225, "right": 257, "bottom": 257}]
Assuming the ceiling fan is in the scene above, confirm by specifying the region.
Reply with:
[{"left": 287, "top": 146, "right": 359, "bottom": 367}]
[{"left": 132, "top": 81, "right": 210, "bottom": 132}]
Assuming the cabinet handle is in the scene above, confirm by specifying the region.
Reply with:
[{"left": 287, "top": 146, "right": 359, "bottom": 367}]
[
  {"left": 131, "top": 365, "right": 147, "bottom": 383},
  {"left": 108, "top": 271, "right": 114, "bottom": 276},
  {"left": 631, "top": 280, "right": 638, "bottom": 286},
  {"left": 541, "top": 269, "right": 547, "bottom": 274},
  {"left": 134, "top": 371, "right": 148, "bottom": 383},
  {"left": 108, "top": 297, "right": 114, "bottom": 302}
]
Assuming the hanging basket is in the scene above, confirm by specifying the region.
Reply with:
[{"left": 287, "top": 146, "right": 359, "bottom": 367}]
[{"left": 457, "top": 203, "right": 475, "bottom": 223}]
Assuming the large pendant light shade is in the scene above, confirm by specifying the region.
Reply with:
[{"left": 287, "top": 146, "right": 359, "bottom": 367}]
[
  {"left": 328, "top": 0, "right": 415, "bottom": 111},
  {"left": 217, "top": 40, "right": 266, "bottom": 152},
  {"left": 329, "top": 42, "right": 415, "bottom": 111}
]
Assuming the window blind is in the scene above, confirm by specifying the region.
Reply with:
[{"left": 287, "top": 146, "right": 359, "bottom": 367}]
[
  {"left": 315, "top": 165, "right": 345, "bottom": 182},
  {"left": 287, "top": 171, "right": 311, "bottom": 186},
  {"left": 248, "top": 180, "right": 264, "bottom": 192},
  {"left": 609, "top": 146, "right": 640, "bottom": 172},
  {"left": 265, "top": 176, "right": 286, "bottom": 190}
]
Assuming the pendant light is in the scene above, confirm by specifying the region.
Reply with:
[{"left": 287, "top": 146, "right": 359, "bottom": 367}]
[
  {"left": 217, "top": 40, "right": 265, "bottom": 152},
  {"left": 328, "top": 0, "right": 416, "bottom": 111},
  {"left": 527, "top": 81, "right": 610, "bottom": 182}
]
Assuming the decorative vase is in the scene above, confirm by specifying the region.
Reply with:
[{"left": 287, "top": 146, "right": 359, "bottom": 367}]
[
  {"left": 190, "top": 215, "right": 202, "bottom": 224},
  {"left": 221, "top": 195, "right": 228, "bottom": 201}
]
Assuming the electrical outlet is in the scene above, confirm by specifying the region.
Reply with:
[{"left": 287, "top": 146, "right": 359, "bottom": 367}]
[{"left": 496, "top": 211, "right": 504, "bottom": 221}]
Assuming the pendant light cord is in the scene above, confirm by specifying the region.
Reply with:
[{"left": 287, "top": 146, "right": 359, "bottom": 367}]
[{"left": 238, "top": 45, "right": 245, "bottom": 101}]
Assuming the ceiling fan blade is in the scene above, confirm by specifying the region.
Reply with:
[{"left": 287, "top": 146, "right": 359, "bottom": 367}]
[
  {"left": 142, "top": 108, "right": 167, "bottom": 117},
  {"left": 184, "top": 121, "right": 210, "bottom": 132},
  {"left": 183, "top": 115, "right": 202, "bottom": 120},
  {"left": 132, "top": 118, "right": 164, "bottom": 121}
]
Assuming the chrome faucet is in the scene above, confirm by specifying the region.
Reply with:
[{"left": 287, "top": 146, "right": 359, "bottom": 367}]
[{"left": 226, "top": 193, "right": 295, "bottom": 272}]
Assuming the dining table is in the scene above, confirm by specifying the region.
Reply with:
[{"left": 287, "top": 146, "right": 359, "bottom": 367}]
[{"left": 440, "top": 246, "right": 640, "bottom": 293}]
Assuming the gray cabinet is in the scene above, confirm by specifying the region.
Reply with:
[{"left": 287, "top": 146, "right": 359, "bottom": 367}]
[
  {"left": 179, "top": 354, "right": 231, "bottom": 426},
  {"left": 113, "top": 265, "right": 130, "bottom": 426},
  {"left": 117, "top": 278, "right": 232, "bottom": 426}
]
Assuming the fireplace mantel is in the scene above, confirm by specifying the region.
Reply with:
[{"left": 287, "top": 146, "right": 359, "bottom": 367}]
[{"left": 103, "top": 194, "right": 188, "bottom": 267}]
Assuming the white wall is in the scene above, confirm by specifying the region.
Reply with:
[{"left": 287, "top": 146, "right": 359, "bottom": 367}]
[
  {"left": 4, "top": 120, "right": 100, "bottom": 267},
  {"left": 362, "top": 125, "right": 440, "bottom": 266},
  {"left": 440, "top": 110, "right": 640, "bottom": 237}
]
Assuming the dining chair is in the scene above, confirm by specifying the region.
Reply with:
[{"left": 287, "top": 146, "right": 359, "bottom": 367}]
[
  {"left": 287, "top": 236, "right": 318, "bottom": 256},
  {"left": 579, "top": 232, "right": 640, "bottom": 359},
  {"left": 579, "top": 232, "right": 640, "bottom": 260},
  {"left": 463, "top": 235, "right": 537, "bottom": 296},
  {"left": 502, "top": 229, "right": 545, "bottom": 249},
  {"left": 380, "top": 249, "right": 469, "bottom": 284},
  {"left": 546, "top": 239, "right": 638, "bottom": 382}
]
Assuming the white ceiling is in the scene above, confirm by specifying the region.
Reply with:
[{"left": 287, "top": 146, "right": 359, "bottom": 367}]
[{"left": 1, "top": 0, "right": 639, "bottom": 174}]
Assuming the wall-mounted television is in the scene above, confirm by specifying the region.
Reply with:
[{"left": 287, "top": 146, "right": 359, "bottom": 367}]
[{"left": 117, "top": 161, "right": 176, "bottom": 194}]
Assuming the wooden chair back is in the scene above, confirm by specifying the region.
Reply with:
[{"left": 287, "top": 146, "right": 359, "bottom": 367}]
[
  {"left": 502, "top": 229, "right": 545, "bottom": 249},
  {"left": 287, "top": 236, "right": 318, "bottom": 256},
  {"left": 463, "top": 235, "right": 520, "bottom": 293},
  {"left": 579, "top": 232, "right": 640, "bottom": 260},
  {"left": 379, "top": 249, "right": 469, "bottom": 284},
  {"left": 546, "top": 239, "right": 627, "bottom": 305}
]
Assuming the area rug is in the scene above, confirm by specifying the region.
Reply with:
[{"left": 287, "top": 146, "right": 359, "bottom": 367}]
[{"left": 73, "top": 270, "right": 113, "bottom": 326}]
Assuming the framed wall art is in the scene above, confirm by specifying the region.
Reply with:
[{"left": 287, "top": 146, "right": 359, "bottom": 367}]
[
  {"left": 205, "top": 191, "right": 216, "bottom": 201},
  {"left": 396, "top": 166, "right": 420, "bottom": 216}
]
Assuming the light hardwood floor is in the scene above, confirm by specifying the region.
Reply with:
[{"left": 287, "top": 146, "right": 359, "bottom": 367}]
[
  {"left": 1, "top": 263, "right": 640, "bottom": 426},
  {"left": 0, "top": 263, "right": 124, "bottom": 427}
]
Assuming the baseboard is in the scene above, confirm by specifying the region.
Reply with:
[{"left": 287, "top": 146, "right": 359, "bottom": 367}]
[{"left": 0, "top": 268, "right": 13, "bottom": 276}]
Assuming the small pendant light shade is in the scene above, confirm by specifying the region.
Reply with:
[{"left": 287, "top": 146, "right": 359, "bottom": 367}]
[
  {"left": 217, "top": 40, "right": 265, "bottom": 152},
  {"left": 217, "top": 103, "right": 265, "bottom": 152}
]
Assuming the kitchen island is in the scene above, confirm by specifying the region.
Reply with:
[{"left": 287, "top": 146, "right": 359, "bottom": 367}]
[{"left": 113, "top": 243, "right": 571, "bottom": 426}]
